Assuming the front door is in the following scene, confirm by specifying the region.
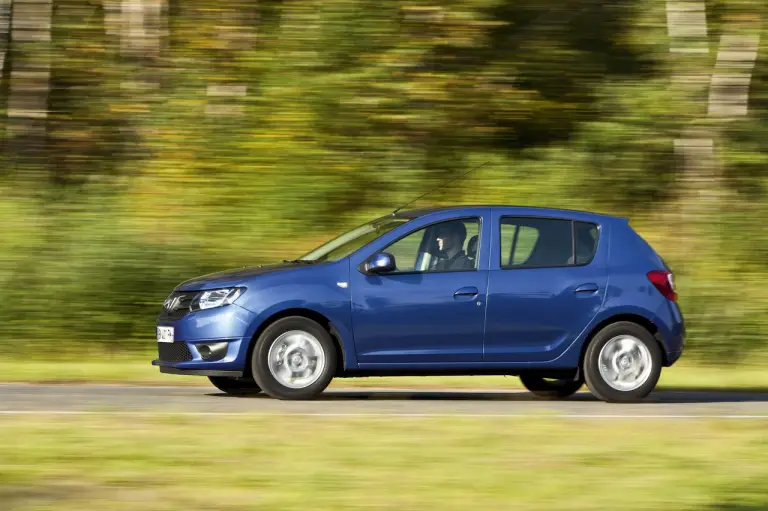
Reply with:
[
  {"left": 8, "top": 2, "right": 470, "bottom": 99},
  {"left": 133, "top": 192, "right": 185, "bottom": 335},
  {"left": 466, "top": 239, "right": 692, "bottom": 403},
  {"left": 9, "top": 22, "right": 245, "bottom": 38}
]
[{"left": 350, "top": 216, "right": 489, "bottom": 364}]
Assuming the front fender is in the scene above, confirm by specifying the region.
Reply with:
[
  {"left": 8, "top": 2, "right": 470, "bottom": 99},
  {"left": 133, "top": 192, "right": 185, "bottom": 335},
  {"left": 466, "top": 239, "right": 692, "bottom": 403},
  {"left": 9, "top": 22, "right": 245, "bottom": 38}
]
[{"left": 235, "top": 260, "right": 358, "bottom": 369}]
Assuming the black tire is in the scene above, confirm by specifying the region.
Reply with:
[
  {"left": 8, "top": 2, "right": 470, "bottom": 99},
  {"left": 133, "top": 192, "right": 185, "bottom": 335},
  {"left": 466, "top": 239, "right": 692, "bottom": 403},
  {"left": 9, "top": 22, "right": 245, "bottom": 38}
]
[
  {"left": 520, "top": 374, "right": 584, "bottom": 400},
  {"left": 207, "top": 376, "right": 262, "bottom": 396},
  {"left": 251, "top": 316, "right": 337, "bottom": 400},
  {"left": 583, "top": 321, "right": 663, "bottom": 403}
]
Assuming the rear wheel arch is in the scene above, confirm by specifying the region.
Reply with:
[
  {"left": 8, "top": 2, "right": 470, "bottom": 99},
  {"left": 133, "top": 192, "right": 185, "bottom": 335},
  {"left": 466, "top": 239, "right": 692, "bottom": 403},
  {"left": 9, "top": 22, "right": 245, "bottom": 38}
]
[
  {"left": 579, "top": 313, "right": 667, "bottom": 369},
  {"left": 244, "top": 308, "right": 346, "bottom": 378}
]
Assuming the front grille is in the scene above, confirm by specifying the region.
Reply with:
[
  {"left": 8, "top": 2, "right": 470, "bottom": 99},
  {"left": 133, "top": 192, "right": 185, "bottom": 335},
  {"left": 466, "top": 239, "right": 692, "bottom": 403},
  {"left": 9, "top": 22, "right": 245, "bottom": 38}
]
[
  {"left": 159, "top": 291, "right": 197, "bottom": 320},
  {"left": 158, "top": 342, "right": 193, "bottom": 363}
]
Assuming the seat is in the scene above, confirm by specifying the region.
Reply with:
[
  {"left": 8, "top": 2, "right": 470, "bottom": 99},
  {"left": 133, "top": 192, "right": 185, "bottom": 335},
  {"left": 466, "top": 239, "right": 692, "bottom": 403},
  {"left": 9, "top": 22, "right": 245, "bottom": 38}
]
[{"left": 524, "top": 230, "right": 572, "bottom": 267}]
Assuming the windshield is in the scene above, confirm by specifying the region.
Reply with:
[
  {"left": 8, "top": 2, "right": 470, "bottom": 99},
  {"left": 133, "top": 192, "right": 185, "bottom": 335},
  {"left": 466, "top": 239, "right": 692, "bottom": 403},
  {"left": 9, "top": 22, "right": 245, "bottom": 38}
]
[{"left": 298, "top": 217, "right": 410, "bottom": 263}]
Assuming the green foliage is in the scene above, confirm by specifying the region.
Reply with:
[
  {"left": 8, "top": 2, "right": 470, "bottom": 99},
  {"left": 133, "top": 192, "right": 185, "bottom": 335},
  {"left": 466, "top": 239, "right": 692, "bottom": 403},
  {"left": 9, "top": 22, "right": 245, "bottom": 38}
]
[
  {"left": 3, "top": 415, "right": 768, "bottom": 509},
  {"left": 0, "top": 0, "right": 766, "bottom": 361}
]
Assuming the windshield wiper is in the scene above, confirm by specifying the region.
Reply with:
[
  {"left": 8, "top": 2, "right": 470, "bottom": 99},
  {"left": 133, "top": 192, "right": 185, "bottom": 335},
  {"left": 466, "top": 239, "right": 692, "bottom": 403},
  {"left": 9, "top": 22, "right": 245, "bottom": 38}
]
[{"left": 282, "top": 259, "right": 316, "bottom": 264}]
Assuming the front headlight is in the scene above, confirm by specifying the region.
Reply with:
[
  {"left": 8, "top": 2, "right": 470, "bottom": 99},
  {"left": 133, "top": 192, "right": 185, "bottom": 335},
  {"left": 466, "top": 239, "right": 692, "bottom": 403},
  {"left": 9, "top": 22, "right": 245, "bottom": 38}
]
[{"left": 190, "top": 287, "right": 245, "bottom": 311}]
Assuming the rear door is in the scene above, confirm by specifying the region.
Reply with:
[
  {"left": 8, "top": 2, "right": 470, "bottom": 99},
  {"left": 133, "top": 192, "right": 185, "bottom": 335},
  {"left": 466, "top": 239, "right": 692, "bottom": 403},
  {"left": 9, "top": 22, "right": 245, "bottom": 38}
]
[{"left": 483, "top": 212, "right": 608, "bottom": 363}]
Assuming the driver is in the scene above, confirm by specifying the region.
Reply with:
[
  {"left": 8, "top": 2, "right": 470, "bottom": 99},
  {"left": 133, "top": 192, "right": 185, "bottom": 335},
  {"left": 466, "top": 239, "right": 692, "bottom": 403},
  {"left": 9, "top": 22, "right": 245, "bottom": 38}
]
[{"left": 434, "top": 222, "right": 473, "bottom": 271}]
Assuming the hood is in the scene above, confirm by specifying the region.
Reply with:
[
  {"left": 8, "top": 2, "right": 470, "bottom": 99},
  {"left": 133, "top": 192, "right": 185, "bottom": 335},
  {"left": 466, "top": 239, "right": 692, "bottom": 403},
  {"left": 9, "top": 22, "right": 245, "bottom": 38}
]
[{"left": 175, "top": 262, "right": 312, "bottom": 291}]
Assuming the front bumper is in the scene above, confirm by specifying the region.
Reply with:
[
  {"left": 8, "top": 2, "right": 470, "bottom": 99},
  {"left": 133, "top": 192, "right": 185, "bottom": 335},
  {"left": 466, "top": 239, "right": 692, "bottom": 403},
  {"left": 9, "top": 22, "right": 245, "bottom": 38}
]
[
  {"left": 152, "top": 337, "right": 248, "bottom": 372},
  {"left": 153, "top": 303, "right": 257, "bottom": 376},
  {"left": 156, "top": 365, "right": 243, "bottom": 378}
]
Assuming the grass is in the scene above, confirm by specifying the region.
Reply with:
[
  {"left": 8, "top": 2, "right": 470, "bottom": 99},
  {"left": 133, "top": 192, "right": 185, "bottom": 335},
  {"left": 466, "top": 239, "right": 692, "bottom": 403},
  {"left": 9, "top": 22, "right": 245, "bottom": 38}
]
[
  {"left": 1, "top": 414, "right": 767, "bottom": 510},
  {"left": 0, "top": 356, "right": 767, "bottom": 391}
]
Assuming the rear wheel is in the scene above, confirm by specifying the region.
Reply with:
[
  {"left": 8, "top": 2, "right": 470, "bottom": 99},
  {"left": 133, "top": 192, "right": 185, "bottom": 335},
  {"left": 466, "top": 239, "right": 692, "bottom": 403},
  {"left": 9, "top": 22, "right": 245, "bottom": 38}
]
[
  {"left": 207, "top": 376, "right": 262, "bottom": 396},
  {"left": 520, "top": 374, "right": 583, "bottom": 400},
  {"left": 583, "top": 322, "right": 662, "bottom": 403},
  {"left": 251, "top": 316, "right": 337, "bottom": 400}
]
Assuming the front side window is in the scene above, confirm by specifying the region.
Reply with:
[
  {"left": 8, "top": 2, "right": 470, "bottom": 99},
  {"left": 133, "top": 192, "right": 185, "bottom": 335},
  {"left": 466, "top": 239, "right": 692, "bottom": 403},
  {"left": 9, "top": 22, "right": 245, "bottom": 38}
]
[
  {"left": 300, "top": 218, "right": 410, "bottom": 263},
  {"left": 380, "top": 218, "right": 481, "bottom": 273},
  {"left": 500, "top": 217, "right": 598, "bottom": 269}
]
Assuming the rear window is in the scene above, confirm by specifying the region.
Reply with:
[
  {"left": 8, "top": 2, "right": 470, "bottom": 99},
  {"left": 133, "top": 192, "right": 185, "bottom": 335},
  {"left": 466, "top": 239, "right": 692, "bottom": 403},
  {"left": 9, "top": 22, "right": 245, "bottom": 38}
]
[{"left": 500, "top": 217, "right": 599, "bottom": 269}]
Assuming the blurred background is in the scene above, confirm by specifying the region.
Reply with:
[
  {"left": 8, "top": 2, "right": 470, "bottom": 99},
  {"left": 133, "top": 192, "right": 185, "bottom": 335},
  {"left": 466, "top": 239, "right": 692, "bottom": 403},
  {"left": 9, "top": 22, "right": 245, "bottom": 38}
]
[
  {"left": 0, "top": 0, "right": 767, "bottom": 365},
  {"left": 3, "top": 3, "right": 768, "bottom": 511}
]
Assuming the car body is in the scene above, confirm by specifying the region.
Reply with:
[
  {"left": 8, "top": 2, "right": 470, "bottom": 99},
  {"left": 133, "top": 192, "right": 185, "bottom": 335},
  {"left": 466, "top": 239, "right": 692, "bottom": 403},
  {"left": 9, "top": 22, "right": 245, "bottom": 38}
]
[{"left": 153, "top": 205, "right": 685, "bottom": 402}]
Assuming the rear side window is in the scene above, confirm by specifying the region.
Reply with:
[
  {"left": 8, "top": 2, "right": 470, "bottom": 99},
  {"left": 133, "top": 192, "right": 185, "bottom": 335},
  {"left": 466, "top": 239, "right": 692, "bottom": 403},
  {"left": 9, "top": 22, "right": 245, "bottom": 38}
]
[{"left": 500, "top": 217, "right": 599, "bottom": 269}]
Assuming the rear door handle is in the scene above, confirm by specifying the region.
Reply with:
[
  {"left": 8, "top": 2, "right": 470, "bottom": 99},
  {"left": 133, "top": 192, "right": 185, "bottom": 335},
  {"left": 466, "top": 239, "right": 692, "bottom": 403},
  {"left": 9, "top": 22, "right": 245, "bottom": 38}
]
[
  {"left": 575, "top": 283, "right": 599, "bottom": 294},
  {"left": 454, "top": 286, "right": 479, "bottom": 297}
]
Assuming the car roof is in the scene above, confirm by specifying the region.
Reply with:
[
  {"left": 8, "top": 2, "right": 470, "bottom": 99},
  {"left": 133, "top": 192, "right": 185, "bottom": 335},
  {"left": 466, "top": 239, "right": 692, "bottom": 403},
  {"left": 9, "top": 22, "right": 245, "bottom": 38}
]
[{"left": 393, "top": 205, "right": 624, "bottom": 223}]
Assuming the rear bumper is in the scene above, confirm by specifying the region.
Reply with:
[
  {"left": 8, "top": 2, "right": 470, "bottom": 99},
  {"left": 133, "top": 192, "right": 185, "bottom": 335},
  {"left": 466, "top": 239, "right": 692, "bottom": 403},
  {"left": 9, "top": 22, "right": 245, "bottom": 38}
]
[
  {"left": 657, "top": 301, "right": 685, "bottom": 367},
  {"left": 665, "top": 348, "right": 684, "bottom": 366}
]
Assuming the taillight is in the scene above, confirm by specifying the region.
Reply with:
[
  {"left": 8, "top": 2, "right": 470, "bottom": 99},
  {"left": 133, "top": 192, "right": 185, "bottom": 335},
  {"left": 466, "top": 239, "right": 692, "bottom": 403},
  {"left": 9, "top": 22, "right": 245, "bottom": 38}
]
[{"left": 647, "top": 270, "right": 677, "bottom": 302}]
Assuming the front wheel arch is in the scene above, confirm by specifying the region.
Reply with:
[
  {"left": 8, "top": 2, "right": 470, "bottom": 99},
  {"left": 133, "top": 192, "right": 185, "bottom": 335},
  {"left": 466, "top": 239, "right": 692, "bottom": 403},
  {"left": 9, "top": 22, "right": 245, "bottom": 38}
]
[{"left": 243, "top": 308, "right": 346, "bottom": 378}]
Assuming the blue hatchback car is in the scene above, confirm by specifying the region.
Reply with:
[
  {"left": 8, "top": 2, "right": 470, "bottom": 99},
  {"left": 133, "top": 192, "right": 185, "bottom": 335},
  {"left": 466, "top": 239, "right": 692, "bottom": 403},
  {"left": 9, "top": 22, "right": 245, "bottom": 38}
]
[{"left": 153, "top": 206, "right": 684, "bottom": 402}]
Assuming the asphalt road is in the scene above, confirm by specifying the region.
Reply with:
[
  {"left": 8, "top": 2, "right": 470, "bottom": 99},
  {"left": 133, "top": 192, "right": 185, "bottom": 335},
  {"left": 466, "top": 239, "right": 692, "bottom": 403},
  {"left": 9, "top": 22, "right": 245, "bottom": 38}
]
[{"left": 1, "top": 384, "right": 768, "bottom": 418}]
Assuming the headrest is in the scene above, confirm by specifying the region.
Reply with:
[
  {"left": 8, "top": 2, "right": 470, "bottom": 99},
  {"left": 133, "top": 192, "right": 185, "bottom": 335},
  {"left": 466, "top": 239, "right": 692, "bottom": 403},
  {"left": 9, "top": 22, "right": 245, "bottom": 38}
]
[{"left": 467, "top": 235, "right": 479, "bottom": 259}]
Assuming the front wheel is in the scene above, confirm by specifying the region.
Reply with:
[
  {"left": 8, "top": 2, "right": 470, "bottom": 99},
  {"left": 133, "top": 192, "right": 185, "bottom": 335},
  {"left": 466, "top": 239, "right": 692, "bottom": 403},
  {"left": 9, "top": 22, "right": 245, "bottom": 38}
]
[
  {"left": 520, "top": 374, "right": 583, "bottom": 400},
  {"left": 208, "top": 376, "right": 262, "bottom": 396},
  {"left": 251, "top": 316, "right": 337, "bottom": 400},
  {"left": 583, "top": 322, "right": 663, "bottom": 403}
]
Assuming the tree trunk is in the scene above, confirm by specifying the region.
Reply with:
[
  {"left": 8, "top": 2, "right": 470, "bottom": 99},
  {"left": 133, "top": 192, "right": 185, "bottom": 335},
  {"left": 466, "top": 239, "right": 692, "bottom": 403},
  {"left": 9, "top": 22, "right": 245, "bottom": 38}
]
[
  {"left": 7, "top": 0, "right": 52, "bottom": 162},
  {"left": 204, "top": 2, "right": 258, "bottom": 117},
  {"left": 666, "top": 0, "right": 760, "bottom": 262},
  {"left": 103, "top": 0, "right": 167, "bottom": 90},
  {"left": 0, "top": 0, "right": 10, "bottom": 75}
]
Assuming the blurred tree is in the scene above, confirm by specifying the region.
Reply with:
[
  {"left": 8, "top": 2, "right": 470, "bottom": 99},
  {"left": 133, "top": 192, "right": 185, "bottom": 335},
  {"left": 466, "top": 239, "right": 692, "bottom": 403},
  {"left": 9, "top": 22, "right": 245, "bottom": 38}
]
[
  {"left": 6, "top": 0, "right": 52, "bottom": 173},
  {"left": 0, "top": 0, "right": 766, "bottom": 360}
]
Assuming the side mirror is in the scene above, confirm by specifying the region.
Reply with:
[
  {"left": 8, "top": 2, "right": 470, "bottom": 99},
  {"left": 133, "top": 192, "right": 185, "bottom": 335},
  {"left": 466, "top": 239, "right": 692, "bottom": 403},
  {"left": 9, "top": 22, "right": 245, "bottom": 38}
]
[{"left": 364, "top": 252, "right": 396, "bottom": 274}]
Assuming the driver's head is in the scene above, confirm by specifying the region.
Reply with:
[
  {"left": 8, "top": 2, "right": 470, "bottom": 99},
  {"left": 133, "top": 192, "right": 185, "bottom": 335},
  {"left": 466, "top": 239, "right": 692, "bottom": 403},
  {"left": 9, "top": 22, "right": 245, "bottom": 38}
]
[{"left": 436, "top": 222, "right": 467, "bottom": 254}]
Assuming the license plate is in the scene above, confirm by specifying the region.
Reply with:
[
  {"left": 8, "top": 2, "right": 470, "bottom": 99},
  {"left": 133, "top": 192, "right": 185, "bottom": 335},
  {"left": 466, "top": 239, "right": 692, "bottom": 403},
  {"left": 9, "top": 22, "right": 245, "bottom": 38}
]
[{"left": 156, "top": 326, "right": 174, "bottom": 343}]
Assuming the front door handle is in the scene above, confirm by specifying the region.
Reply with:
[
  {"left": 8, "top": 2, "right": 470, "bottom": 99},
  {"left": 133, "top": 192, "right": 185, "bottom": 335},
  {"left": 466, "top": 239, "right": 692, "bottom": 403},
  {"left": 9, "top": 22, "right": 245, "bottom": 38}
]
[
  {"left": 454, "top": 286, "right": 479, "bottom": 297},
  {"left": 575, "top": 283, "right": 599, "bottom": 294}
]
